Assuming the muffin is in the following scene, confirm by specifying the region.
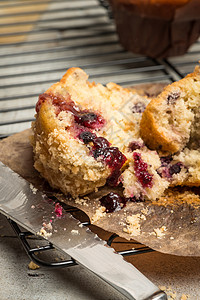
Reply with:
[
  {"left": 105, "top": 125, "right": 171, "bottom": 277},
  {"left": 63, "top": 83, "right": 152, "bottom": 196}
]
[
  {"left": 31, "top": 67, "right": 170, "bottom": 200},
  {"left": 140, "top": 65, "right": 200, "bottom": 186},
  {"left": 140, "top": 65, "right": 200, "bottom": 153},
  {"left": 108, "top": 0, "right": 200, "bottom": 58}
]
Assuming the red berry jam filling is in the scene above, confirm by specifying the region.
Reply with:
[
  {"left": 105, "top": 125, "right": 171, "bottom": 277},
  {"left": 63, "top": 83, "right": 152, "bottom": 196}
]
[
  {"left": 79, "top": 131, "right": 97, "bottom": 144},
  {"left": 169, "top": 162, "right": 183, "bottom": 176},
  {"left": 157, "top": 156, "right": 186, "bottom": 179},
  {"left": 54, "top": 202, "right": 63, "bottom": 217},
  {"left": 93, "top": 137, "right": 110, "bottom": 149},
  {"left": 36, "top": 93, "right": 50, "bottom": 113},
  {"left": 79, "top": 132, "right": 127, "bottom": 186},
  {"left": 133, "top": 152, "right": 153, "bottom": 188},
  {"left": 99, "top": 192, "right": 127, "bottom": 213},
  {"left": 99, "top": 192, "right": 145, "bottom": 213},
  {"left": 128, "top": 140, "right": 144, "bottom": 152},
  {"left": 74, "top": 112, "right": 105, "bottom": 129},
  {"left": 36, "top": 93, "right": 126, "bottom": 187},
  {"left": 92, "top": 145, "right": 127, "bottom": 186},
  {"left": 36, "top": 93, "right": 105, "bottom": 130},
  {"left": 128, "top": 195, "right": 144, "bottom": 203}
]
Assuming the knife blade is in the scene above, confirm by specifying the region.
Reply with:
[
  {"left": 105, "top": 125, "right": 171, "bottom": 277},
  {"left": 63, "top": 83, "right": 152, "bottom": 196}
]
[{"left": 0, "top": 161, "right": 167, "bottom": 300}]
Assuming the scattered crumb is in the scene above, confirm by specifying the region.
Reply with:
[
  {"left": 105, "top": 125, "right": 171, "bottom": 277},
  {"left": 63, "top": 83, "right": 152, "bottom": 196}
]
[
  {"left": 71, "top": 229, "right": 79, "bottom": 235},
  {"left": 170, "top": 236, "right": 174, "bottom": 240},
  {"left": 29, "top": 183, "right": 38, "bottom": 194},
  {"left": 42, "top": 222, "right": 52, "bottom": 231},
  {"left": 91, "top": 206, "right": 106, "bottom": 223},
  {"left": 31, "top": 205, "right": 35, "bottom": 209},
  {"left": 79, "top": 223, "right": 84, "bottom": 228},
  {"left": 159, "top": 285, "right": 189, "bottom": 300},
  {"left": 37, "top": 227, "right": 52, "bottom": 238},
  {"left": 75, "top": 197, "right": 89, "bottom": 206},
  {"left": 153, "top": 226, "right": 167, "bottom": 238},
  {"left": 123, "top": 214, "right": 141, "bottom": 236},
  {"left": 28, "top": 261, "right": 40, "bottom": 270}
]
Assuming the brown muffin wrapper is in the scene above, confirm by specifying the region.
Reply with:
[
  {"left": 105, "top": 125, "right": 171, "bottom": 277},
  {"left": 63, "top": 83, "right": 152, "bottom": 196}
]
[{"left": 109, "top": 0, "right": 200, "bottom": 58}]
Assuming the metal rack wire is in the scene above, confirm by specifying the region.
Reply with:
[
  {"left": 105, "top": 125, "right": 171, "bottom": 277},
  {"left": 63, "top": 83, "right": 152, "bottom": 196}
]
[{"left": 0, "top": 0, "right": 200, "bottom": 267}]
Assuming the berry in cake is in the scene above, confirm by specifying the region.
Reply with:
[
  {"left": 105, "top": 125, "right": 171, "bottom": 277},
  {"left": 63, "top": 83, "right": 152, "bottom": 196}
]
[
  {"left": 121, "top": 148, "right": 169, "bottom": 201},
  {"left": 99, "top": 192, "right": 127, "bottom": 213}
]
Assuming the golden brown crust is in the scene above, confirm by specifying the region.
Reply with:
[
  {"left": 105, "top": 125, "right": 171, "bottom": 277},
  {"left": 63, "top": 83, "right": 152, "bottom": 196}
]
[
  {"left": 140, "top": 101, "right": 179, "bottom": 153},
  {"left": 140, "top": 66, "right": 200, "bottom": 153}
]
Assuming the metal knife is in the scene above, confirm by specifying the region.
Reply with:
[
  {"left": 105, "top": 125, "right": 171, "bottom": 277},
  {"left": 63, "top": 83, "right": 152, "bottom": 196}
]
[{"left": 0, "top": 161, "right": 167, "bottom": 300}]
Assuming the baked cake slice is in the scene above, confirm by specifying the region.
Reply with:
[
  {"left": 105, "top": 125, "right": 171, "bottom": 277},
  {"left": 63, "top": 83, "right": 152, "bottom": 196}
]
[{"left": 31, "top": 68, "right": 169, "bottom": 200}]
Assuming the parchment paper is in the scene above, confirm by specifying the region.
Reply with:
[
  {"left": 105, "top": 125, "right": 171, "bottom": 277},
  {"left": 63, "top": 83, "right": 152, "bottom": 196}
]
[{"left": 1, "top": 84, "right": 200, "bottom": 257}]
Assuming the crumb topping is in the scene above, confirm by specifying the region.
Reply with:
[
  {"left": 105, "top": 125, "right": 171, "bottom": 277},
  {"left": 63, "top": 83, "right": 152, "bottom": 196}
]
[
  {"left": 92, "top": 206, "right": 106, "bottom": 223},
  {"left": 123, "top": 214, "right": 141, "bottom": 236},
  {"left": 153, "top": 226, "right": 167, "bottom": 238}
]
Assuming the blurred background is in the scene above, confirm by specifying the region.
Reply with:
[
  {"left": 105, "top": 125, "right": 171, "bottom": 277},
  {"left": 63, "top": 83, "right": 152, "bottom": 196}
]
[
  {"left": 0, "top": 0, "right": 200, "bottom": 138},
  {"left": 0, "top": 1, "right": 200, "bottom": 299}
]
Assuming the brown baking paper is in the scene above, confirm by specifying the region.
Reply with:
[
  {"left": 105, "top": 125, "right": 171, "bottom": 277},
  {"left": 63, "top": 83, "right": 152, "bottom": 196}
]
[
  {"left": 1, "top": 128, "right": 200, "bottom": 257},
  {"left": 1, "top": 82, "right": 200, "bottom": 257}
]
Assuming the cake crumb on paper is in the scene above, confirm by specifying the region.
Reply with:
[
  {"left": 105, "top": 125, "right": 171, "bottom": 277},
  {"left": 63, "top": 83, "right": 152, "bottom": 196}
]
[
  {"left": 159, "top": 286, "right": 176, "bottom": 299},
  {"left": 153, "top": 226, "right": 167, "bottom": 238},
  {"left": 92, "top": 206, "right": 106, "bottom": 223},
  {"left": 123, "top": 214, "right": 141, "bottom": 236},
  {"left": 71, "top": 229, "right": 79, "bottom": 235},
  {"left": 159, "top": 285, "right": 189, "bottom": 300},
  {"left": 75, "top": 197, "right": 89, "bottom": 206}
]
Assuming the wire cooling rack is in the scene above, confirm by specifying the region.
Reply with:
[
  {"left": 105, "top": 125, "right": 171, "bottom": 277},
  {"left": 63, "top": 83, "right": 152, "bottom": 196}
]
[{"left": 0, "top": 0, "right": 200, "bottom": 267}]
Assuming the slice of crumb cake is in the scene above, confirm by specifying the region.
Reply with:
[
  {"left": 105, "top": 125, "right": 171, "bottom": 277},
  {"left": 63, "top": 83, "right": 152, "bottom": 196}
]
[{"left": 31, "top": 67, "right": 169, "bottom": 200}]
